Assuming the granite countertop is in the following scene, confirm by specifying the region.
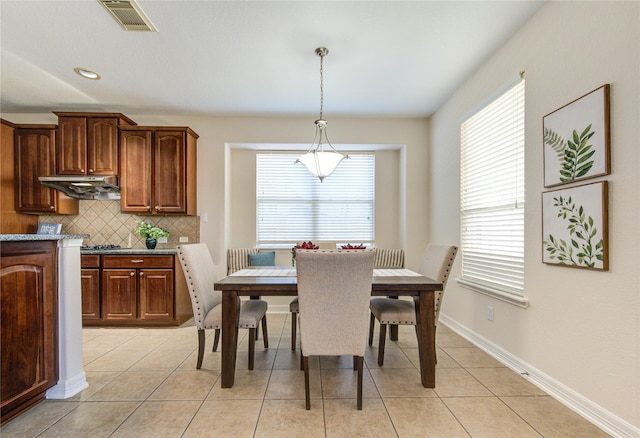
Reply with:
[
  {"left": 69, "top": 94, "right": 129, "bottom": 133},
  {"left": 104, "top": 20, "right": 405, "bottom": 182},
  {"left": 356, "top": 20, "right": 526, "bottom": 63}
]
[
  {"left": 0, "top": 234, "right": 89, "bottom": 241},
  {"left": 81, "top": 248, "right": 177, "bottom": 255}
]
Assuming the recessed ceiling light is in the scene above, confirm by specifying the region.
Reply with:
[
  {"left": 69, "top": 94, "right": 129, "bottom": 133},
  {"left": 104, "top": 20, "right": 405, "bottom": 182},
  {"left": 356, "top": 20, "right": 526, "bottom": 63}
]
[{"left": 74, "top": 67, "right": 101, "bottom": 80}]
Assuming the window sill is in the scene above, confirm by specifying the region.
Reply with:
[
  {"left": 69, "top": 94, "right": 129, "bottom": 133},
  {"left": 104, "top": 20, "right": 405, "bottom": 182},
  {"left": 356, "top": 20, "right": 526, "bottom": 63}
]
[{"left": 456, "top": 277, "right": 529, "bottom": 308}]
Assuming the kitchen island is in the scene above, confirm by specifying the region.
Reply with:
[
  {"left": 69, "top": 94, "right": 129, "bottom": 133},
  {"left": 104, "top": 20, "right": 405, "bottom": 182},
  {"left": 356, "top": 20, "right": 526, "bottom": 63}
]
[{"left": 0, "top": 234, "right": 88, "bottom": 425}]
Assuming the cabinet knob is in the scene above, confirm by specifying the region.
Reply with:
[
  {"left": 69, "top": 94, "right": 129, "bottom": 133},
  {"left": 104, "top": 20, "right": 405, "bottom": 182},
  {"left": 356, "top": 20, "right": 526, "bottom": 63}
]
[
  {"left": 88, "top": 169, "right": 93, "bottom": 173},
  {"left": 139, "top": 272, "right": 144, "bottom": 277},
  {"left": 50, "top": 206, "right": 55, "bottom": 210},
  {"left": 131, "top": 260, "right": 144, "bottom": 263},
  {"left": 130, "top": 272, "right": 135, "bottom": 277},
  {"left": 80, "top": 169, "right": 84, "bottom": 173},
  {"left": 155, "top": 206, "right": 160, "bottom": 211}
]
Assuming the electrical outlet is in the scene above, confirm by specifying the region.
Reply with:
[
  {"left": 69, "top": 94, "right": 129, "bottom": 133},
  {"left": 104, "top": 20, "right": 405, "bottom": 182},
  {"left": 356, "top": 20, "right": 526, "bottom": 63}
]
[
  {"left": 179, "top": 237, "right": 189, "bottom": 243},
  {"left": 487, "top": 306, "right": 494, "bottom": 321},
  {"left": 158, "top": 237, "right": 168, "bottom": 244}
]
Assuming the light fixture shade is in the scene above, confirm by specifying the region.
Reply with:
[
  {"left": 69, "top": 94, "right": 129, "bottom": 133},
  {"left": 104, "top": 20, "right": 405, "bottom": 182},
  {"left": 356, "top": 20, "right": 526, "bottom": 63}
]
[{"left": 297, "top": 150, "right": 345, "bottom": 182}]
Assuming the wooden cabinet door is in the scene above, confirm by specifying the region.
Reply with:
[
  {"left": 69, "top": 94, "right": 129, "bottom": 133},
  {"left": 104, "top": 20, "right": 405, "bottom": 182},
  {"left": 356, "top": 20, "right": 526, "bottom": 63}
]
[
  {"left": 152, "top": 131, "right": 186, "bottom": 214},
  {"left": 87, "top": 117, "right": 119, "bottom": 175},
  {"left": 81, "top": 268, "right": 100, "bottom": 320},
  {"left": 139, "top": 268, "right": 174, "bottom": 320},
  {"left": 14, "top": 128, "right": 58, "bottom": 213},
  {"left": 120, "top": 130, "right": 152, "bottom": 213},
  {"left": 56, "top": 116, "right": 86, "bottom": 175},
  {"left": 102, "top": 269, "right": 137, "bottom": 320},
  {"left": 1, "top": 241, "right": 57, "bottom": 424}
]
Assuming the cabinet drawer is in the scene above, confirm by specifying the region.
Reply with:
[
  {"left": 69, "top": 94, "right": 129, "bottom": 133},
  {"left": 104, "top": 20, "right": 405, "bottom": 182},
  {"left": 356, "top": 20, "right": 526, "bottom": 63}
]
[
  {"left": 81, "top": 254, "right": 100, "bottom": 268},
  {"left": 102, "top": 255, "right": 173, "bottom": 269}
]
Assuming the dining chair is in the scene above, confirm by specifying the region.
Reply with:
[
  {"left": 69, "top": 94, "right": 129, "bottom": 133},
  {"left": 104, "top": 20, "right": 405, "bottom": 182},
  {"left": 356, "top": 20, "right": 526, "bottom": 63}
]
[
  {"left": 177, "top": 243, "right": 269, "bottom": 370},
  {"left": 289, "top": 248, "right": 405, "bottom": 351},
  {"left": 368, "top": 244, "right": 457, "bottom": 366},
  {"left": 296, "top": 249, "right": 375, "bottom": 410},
  {"left": 227, "top": 247, "right": 273, "bottom": 341}
]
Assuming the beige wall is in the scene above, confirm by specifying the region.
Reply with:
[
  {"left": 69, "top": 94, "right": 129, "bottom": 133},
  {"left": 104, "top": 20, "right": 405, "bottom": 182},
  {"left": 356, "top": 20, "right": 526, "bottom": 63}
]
[{"left": 429, "top": 1, "right": 639, "bottom": 431}]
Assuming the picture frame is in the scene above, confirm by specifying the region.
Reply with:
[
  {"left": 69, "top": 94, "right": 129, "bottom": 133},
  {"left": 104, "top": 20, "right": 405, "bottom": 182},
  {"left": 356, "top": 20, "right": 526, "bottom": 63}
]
[
  {"left": 543, "top": 84, "right": 610, "bottom": 187},
  {"left": 542, "top": 181, "right": 608, "bottom": 270},
  {"left": 37, "top": 222, "right": 62, "bottom": 235}
]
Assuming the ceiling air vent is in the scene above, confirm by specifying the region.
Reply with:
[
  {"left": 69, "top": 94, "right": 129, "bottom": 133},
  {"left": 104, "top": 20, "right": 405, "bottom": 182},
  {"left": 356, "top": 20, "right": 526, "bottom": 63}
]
[{"left": 99, "top": 0, "right": 157, "bottom": 32}]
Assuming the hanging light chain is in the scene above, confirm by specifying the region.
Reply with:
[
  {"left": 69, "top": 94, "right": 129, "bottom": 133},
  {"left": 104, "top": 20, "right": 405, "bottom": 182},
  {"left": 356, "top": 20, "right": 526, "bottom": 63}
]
[{"left": 315, "top": 47, "right": 328, "bottom": 120}]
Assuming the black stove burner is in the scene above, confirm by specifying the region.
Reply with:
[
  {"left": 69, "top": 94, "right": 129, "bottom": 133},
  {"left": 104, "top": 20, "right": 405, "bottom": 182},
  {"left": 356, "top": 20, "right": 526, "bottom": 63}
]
[{"left": 82, "top": 244, "right": 122, "bottom": 250}]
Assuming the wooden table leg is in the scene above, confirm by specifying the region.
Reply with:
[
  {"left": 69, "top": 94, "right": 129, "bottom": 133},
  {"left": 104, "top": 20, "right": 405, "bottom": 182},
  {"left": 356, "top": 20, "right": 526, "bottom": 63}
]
[
  {"left": 221, "top": 291, "right": 239, "bottom": 388},
  {"left": 415, "top": 290, "right": 435, "bottom": 388}
]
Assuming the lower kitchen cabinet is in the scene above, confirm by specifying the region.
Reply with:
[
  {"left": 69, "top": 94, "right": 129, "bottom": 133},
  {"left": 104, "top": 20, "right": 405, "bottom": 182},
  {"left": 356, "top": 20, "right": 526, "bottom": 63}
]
[
  {"left": 81, "top": 253, "right": 190, "bottom": 326},
  {"left": 1, "top": 241, "right": 58, "bottom": 425},
  {"left": 80, "top": 255, "right": 100, "bottom": 320}
]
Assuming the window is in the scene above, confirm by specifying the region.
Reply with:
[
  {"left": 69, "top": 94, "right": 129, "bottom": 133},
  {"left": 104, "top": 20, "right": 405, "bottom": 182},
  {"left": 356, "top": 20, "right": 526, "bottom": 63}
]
[
  {"left": 459, "top": 79, "right": 528, "bottom": 306},
  {"left": 256, "top": 153, "right": 375, "bottom": 248}
]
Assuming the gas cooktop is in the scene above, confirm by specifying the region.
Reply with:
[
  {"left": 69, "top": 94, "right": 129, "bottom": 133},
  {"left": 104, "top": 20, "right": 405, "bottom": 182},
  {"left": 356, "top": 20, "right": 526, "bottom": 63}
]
[{"left": 82, "top": 244, "right": 122, "bottom": 250}]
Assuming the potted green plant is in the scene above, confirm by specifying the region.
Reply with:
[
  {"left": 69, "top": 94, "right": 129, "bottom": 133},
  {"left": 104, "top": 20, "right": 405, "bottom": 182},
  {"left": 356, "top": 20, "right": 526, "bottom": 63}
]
[{"left": 134, "top": 221, "right": 170, "bottom": 249}]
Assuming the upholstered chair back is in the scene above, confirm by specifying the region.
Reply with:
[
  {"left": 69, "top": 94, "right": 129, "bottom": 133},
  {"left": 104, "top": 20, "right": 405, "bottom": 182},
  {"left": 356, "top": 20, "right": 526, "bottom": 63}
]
[
  {"left": 177, "top": 244, "right": 221, "bottom": 330},
  {"left": 296, "top": 249, "right": 375, "bottom": 357},
  {"left": 374, "top": 248, "right": 405, "bottom": 269},
  {"left": 227, "top": 247, "right": 259, "bottom": 274},
  {"left": 417, "top": 244, "right": 458, "bottom": 323}
]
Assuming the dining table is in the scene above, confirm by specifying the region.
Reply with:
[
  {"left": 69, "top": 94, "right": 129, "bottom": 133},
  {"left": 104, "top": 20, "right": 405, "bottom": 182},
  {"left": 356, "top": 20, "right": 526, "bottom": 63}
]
[{"left": 214, "top": 267, "right": 443, "bottom": 388}]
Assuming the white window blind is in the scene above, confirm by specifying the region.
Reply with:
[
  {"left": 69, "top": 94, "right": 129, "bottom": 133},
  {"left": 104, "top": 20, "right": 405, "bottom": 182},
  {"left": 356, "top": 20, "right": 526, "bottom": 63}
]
[
  {"left": 257, "top": 153, "right": 374, "bottom": 248},
  {"left": 460, "top": 79, "right": 525, "bottom": 300}
]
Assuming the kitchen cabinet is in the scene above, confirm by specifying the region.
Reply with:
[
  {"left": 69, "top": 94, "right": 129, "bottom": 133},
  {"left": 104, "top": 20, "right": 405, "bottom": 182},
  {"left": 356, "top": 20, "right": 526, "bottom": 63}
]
[
  {"left": 54, "top": 112, "right": 136, "bottom": 176},
  {"left": 1, "top": 119, "right": 39, "bottom": 233},
  {"left": 119, "top": 126, "right": 198, "bottom": 215},
  {"left": 1, "top": 240, "right": 58, "bottom": 425},
  {"left": 80, "top": 255, "right": 100, "bottom": 320},
  {"left": 13, "top": 125, "right": 78, "bottom": 214},
  {"left": 81, "top": 253, "right": 191, "bottom": 326}
]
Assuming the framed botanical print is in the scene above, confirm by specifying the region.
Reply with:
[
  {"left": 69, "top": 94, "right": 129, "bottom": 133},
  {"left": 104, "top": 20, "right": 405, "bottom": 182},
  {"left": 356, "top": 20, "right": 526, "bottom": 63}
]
[
  {"left": 542, "top": 181, "right": 608, "bottom": 270},
  {"left": 543, "top": 84, "right": 610, "bottom": 187}
]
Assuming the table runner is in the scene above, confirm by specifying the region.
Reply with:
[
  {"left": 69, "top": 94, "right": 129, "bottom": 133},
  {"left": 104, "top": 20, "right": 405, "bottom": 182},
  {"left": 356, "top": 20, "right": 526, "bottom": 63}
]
[{"left": 229, "top": 268, "right": 422, "bottom": 277}]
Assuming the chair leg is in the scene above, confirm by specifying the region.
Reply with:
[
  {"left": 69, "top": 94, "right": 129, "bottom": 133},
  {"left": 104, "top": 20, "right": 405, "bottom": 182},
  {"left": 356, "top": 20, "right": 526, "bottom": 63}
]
[
  {"left": 291, "top": 312, "right": 297, "bottom": 351},
  {"left": 262, "top": 315, "right": 269, "bottom": 348},
  {"left": 303, "top": 355, "right": 311, "bottom": 410},
  {"left": 377, "top": 323, "right": 387, "bottom": 366},
  {"left": 378, "top": 323, "right": 387, "bottom": 367},
  {"left": 356, "top": 356, "right": 364, "bottom": 410},
  {"left": 212, "top": 329, "right": 220, "bottom": 352},
  {"left": 368, "top": 313, "right": 375, "bottom": 346},
  {"left": 196, "top": 329, "right": 205, "bottom": 369},
  {"left": 248, "top": 328, "right": 256, "bottom": 370}
]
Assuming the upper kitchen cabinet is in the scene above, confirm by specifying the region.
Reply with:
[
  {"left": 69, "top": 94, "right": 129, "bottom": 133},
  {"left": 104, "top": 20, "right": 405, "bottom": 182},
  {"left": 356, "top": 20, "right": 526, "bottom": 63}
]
[
  {"left": 14, "top": 125, "right": 78, "bottom": 214},
  {"left": 54, "top": 112, "right": 137, "bottom": 176},
  {"left": 119, "top": 126, "right": 198, "bottom": 215},
  {"left": 1, "top": 119, "right": 39, "bottom": 232}
]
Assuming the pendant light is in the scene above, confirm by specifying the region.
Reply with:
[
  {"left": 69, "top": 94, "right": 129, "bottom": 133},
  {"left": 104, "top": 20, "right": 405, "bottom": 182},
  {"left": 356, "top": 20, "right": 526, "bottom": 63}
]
[{"left": 296, "top": 47, "right": 348, "bottom": 182}]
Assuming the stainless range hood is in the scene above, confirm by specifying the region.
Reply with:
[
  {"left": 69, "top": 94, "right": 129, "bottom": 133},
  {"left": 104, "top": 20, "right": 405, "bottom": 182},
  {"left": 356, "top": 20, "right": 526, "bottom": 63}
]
[{"left": 39, "top": 175, "right": 121, "bottom": 200}]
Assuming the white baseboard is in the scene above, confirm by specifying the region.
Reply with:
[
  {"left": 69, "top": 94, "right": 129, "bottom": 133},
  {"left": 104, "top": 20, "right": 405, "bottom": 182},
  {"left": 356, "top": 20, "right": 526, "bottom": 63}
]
[
  {"left": 46, "top": 371, "right": 89, "bottom": 399},
  {"left": 439, "top": 314, "right": 639, "bottom": 438}
]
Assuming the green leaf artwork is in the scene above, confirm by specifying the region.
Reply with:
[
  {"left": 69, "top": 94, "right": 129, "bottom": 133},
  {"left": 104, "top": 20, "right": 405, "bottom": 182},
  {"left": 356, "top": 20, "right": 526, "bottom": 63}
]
[
  {"left": 543, "top": 195, "right": 603, "bottom": 268},
  {"left": 544, "top": 124, "right": 596, "bottom": 183}
]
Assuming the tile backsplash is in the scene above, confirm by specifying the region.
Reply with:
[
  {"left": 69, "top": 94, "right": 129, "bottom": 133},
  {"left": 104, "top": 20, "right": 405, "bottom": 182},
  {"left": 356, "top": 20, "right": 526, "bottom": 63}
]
[{"left": 40, "top": 200, "right": 199, "bottom": 249}]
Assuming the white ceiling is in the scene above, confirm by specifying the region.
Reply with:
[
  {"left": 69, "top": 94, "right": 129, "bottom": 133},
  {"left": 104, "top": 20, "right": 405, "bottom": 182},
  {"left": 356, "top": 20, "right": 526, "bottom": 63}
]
[{"left": 0, "top": 1, "right": 544, "bottom": 118}]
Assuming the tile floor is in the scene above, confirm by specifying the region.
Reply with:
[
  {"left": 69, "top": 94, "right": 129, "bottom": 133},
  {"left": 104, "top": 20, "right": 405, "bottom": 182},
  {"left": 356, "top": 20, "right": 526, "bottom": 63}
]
[{"left": 1, "top": 314, "right": 610, "bottom": 437}]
